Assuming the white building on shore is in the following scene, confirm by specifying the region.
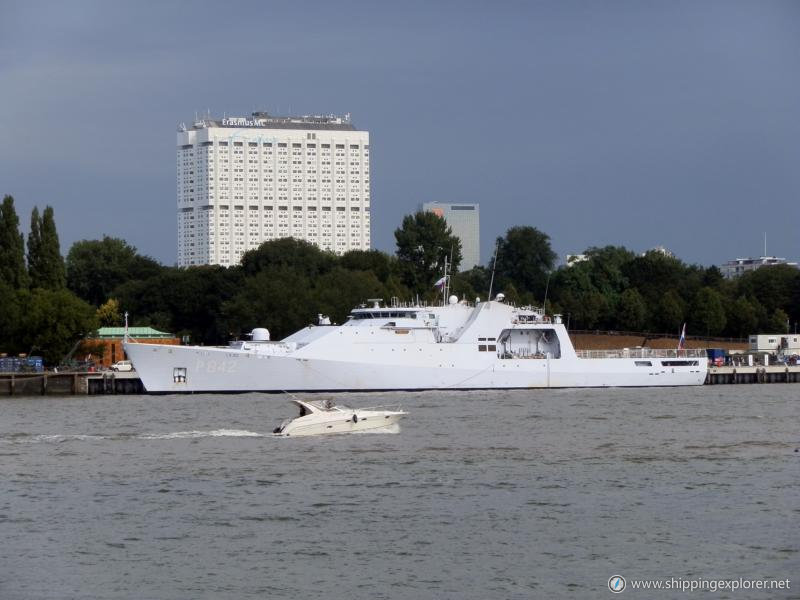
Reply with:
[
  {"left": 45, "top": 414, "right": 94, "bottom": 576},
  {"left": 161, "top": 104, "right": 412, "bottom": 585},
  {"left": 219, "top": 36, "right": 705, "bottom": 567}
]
[
  {"left": 720, "top": 256, "right": 798, "bottom": 279},
  {"left": 177, "top": 112, "right": 370, "bottom": 267},
  {"left": 565, "top": 254, "right": 588, "bottom": 267}
]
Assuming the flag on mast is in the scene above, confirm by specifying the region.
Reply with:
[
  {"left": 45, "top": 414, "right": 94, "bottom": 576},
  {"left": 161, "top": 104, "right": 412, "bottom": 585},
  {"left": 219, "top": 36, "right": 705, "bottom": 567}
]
[
  {"left": 433, "top": 276, "right": 447, "bottom": 290},
  {"left": 677, "top": 323, "right": 686, "bottom": 350}
]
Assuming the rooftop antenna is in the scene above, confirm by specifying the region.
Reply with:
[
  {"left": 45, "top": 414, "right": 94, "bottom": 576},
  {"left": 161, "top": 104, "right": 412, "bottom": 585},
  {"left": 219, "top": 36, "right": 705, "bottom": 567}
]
[{"left": 488, "top": 241, "right": 499, "bottom": 302}]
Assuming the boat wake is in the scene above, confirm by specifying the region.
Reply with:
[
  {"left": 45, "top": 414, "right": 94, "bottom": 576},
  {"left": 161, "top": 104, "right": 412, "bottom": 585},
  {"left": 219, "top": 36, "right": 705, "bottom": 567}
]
[
  {"left": 139, "top": 429, "right": 264, "bottom": 440},
  {"left": 1, "top": 429, "right": 266, "bottom": 443},
  {"left": 356, "top": 423, "right": 401, "bottom": 435},
  {"left": 1, "top": 433, "right": 108, "bottom": 444},
  {"left": 2, "top": 425, "right": 400, "bottom": 444}
]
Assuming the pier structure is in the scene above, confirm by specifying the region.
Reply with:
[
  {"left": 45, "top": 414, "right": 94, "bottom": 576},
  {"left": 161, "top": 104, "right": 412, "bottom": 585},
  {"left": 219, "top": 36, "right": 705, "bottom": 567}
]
[
  {"left": 705, "top": 365, "right": 800, "bottom": 385},
  {"left": 0, "top": 371, "right": 144, "bottom": 396}
]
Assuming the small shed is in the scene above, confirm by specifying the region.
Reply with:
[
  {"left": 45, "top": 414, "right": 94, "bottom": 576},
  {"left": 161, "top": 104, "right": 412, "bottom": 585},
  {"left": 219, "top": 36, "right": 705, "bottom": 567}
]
[
  {"left": 748, "top": 334, "right": 782, "bottom": 353},
  {"left": 749, "top": 334, "right": 800, "bottom": 354},
  {"left": 780, "top": 335, "right": 800, "bottom": 353},
  {"left": 82, "top": 327, "right": 180, "bottom": 368}
]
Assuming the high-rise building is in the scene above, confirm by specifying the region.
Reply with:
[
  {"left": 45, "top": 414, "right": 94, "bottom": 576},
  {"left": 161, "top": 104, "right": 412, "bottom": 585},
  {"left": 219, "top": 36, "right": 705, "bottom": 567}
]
[
  {"left": 177, "top": 112, "right": 370, "bottom": 267},
  {"left": 421, "top": 202, "right": 480, "bottom": 271}
]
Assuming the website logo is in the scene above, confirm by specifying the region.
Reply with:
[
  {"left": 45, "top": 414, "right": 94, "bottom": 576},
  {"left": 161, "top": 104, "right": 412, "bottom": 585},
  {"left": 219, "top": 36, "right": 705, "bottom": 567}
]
[{"left": 608, "top": 575, "right": 626, "bottom": 593}]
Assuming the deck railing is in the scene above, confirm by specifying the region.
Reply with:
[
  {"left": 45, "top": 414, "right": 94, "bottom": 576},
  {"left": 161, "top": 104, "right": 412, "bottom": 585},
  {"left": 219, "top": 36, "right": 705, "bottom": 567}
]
[
  {"left": 568, "top": 329, "right": 747, "bottom": 344},
  {"left": 575, "top": 348, "right": 707, "bottom": 359}
]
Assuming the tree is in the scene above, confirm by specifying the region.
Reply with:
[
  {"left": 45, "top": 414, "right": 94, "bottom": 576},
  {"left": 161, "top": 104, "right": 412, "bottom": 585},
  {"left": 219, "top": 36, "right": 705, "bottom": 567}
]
[
  {"left": 495, "top": 226, "right": 556, "bottom": 299},
  {"left": 394, "top": 211, "right": 462, "bottom": 294},
  {"left": 312, "top": 267, "right": 386, "bottom": 323},
  {"left": 725, "top": 296, "right": 759, "bottom": 338},
  {"left": 39, "top": 206, "right": 66, "bottom": 288},
  {"left": 339, "top": 249, "right": 395, "bottom": 282},
  {"left": 28, "top": 206, "right": 65, "bottom": 289},
  {"left": 623, "top": 251, "right": 685, "bottom": 306},
  {"left": 0, "top": 195, "right": 29, "bottom": 289},
  {"left": 221, "top": 269, "right": 315, "bottom": 340},
  {"left": 690, "top": 287, "right": 727, "bottom": 337},
  {"left": 114, "top": 265, "right": 243, "bottom": 345},
  {"left": 736, "top": 265, "right": 798, "bottom": 316},
  {"left": 17, "top": 288, "right": 98, "bottom": 364},
  {"left": 66, "top": 236, "right": 163, "bottom": 306},
  {"left": 655, "top": 290, "right": 685, "bottom": 334},
  {"left": 617, "top": 288, "right": 647, "bottom": 331},
  {"left": 0, "top": 282, "right": 23, "bottom": 354},
  {"left": 584, "top": 245, "right": 635, "bottom": 296},
  {"left": 27, "top": 207, "right": 42, "bottom": 284},
  {"left": 702, "top": 265, "right": 725, "bottom": 289},
  {"left": 96, "top": 298, "right": 123, "bottom": 327},
  {"left": 767, "top": 308, "right": 790, "bottom": 334},
  {"left": 551, "top": 263, "right": 602, "bottom": 329},
  {"left": 241, "top": 237, "right": 336, "bottom": 279},
  {"left": 452, "top": 266, "right": 489, "bottom": 302}
]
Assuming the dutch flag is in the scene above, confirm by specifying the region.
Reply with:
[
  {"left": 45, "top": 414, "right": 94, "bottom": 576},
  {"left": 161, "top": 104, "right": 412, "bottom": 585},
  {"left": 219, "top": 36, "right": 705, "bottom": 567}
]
[{"left": 677, "top": 323, "right": 686, "bottom": 350}]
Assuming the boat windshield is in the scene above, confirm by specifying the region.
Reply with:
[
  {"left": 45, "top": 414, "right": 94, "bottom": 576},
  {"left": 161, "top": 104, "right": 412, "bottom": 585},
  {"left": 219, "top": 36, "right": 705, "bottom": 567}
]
[{"left": 307, "top": 399, "right": 338, "bottom": 412}]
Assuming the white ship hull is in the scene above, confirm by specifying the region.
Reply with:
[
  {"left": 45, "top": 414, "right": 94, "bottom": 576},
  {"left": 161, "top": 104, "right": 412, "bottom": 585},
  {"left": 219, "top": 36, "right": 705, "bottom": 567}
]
[
  {"left": 124, "top": 299, "right": 707, "bottom": 393},
  {"left": 124, "top": 340, "right": 706, "bottom": 393}
]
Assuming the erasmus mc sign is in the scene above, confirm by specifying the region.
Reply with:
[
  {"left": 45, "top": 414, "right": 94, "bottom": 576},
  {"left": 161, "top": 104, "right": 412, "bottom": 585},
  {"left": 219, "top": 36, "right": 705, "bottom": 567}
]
[{"left": 221, "top": 117, "right": 269, "bottom": 127}]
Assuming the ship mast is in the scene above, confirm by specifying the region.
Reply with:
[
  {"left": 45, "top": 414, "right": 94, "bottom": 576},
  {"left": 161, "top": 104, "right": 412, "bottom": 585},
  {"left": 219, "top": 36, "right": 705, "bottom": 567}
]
[
  {"left": 442, "top": 255, "right": 449, "bottom": 305},
  {"left": 488, "top": 241, "right": 499, "bottom": 301}
]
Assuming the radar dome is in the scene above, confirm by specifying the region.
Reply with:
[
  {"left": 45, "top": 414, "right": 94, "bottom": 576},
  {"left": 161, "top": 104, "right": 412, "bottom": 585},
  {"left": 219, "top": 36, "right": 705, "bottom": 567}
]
[
  {"left": 251, "top": 328, "right": 270, "bottom": 341},
  {"left": 495, "top": 293, "right": 505, "bottom": 302},
  {"left": 449, "top": 295, "right": 458, "bottom": 305}
]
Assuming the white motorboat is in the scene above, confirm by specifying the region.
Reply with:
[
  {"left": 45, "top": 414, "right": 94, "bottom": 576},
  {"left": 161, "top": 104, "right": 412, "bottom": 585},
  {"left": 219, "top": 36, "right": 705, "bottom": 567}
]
[{"left": 273, "top": 398, "right": 407, "bottom": 437}]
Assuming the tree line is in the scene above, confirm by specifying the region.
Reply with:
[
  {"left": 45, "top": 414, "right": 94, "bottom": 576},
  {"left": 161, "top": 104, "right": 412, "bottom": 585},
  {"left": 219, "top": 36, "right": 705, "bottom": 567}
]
[{"left": 1, "top": 193, "right": 799, "bottom": 365}]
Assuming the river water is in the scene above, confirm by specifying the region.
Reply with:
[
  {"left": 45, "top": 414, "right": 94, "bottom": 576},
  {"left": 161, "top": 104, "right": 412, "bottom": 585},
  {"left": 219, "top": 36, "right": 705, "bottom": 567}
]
[{"left": 1, "top": 387, "right": 798, "bottom": 599}]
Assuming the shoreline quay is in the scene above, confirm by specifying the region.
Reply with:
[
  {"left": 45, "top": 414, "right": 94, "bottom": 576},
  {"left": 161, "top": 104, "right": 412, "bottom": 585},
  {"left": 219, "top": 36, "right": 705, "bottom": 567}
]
[{"left": 2, "top": 366, "right": 800, "bottom": 396}]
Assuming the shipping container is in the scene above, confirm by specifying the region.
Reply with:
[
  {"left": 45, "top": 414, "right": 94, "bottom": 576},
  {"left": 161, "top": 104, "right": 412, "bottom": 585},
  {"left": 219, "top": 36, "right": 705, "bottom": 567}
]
[
  {"left": 0, "top": 356, "right": 44, "bottom": 373},
  {"left": 706, "top": 348, "right": 725, "bottom": 367}
]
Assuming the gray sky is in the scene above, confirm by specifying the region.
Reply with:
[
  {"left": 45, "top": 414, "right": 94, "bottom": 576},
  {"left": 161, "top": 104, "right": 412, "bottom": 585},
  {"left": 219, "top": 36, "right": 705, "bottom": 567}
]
[{"left": 1, "top": 0, "right": 798, "bottom": 267}]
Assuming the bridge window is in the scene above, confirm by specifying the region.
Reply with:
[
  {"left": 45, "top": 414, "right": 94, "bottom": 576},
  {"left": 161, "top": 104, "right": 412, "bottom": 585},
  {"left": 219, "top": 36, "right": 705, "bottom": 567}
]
[{"left": 173, "top": 367, "right": 187, "bottom": 383}]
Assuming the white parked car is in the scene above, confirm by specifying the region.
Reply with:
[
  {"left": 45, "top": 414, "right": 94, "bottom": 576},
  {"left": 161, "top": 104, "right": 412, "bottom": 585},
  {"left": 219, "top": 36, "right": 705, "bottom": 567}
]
[{"left": 111, "top": 360, "right": 133, "bottom": 372}]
